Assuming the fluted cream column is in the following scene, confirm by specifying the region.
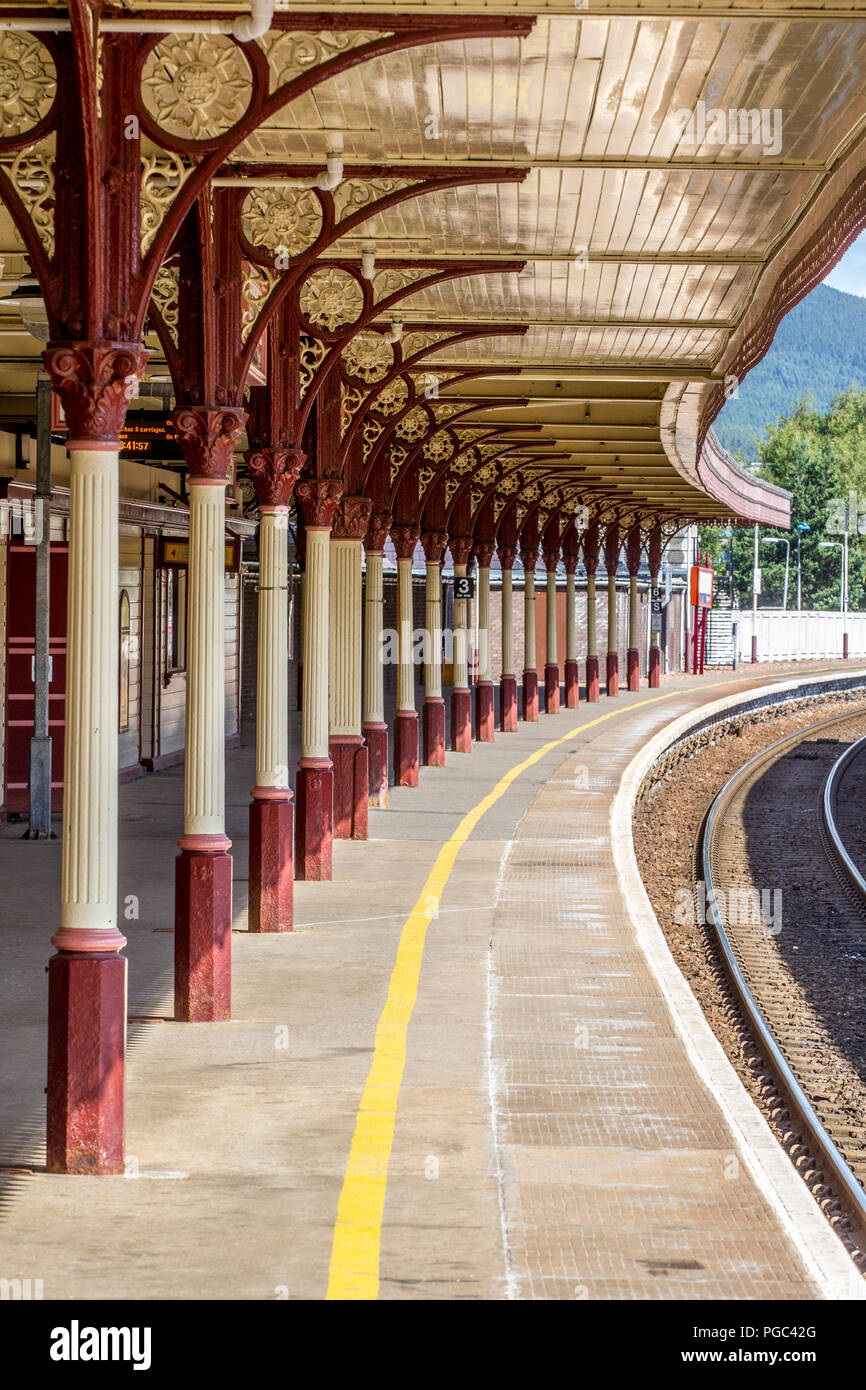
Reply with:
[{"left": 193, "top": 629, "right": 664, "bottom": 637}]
[
  {"left": 255, "top": 508, "right": 289, "bottom": 791},
  {"left": 521, "top": 547, "right": 539, "bottom": 720},
  {"left": 247, "top": 486, "right": 296, "bottom": 932},
  {"left": 392, "top": 525, "right": 419, "bottom": 785},
  {"left": 296, "top": 478, "right": 342, "bottom": 880},
  {"left": 421, "top": 529, "right": 447, "bottom": 766},
  {"left": 502, "top": 568, "right": 515, "bottom": 678},
  {"left": 474, "top": 545, "right": 495, "bottom": 740},
  {"left": 302, "top": 527, "right": 331, "bottom": 760},
  {"left": 60, "top": 449, "right": 119, "bottom": 939},
  {"left": 453, "top": 565, "right": 469, "bottom": 689},
  {"left": 397, "top": 557, "right": 415, "bottom": 715},
  {"left": 564, "top": 557, "right": 579, "bottom": 707},
  {"left": 172, "top": 403, "right": 241, "bottom": 1026},
  {"left": 330, "top": 540, "right": 362, "bottom": 737},
  {"left": 329, "top": 497, "right": 370, "bottom": 839},
  {"left": 607, "top": 574, "right": 618, "bottom": 694},
  {"left": 363, "top": 551, "right": 385, "bottom": 728},
  {"left": 584, "top": 521, "right": 601, "bottom": 703},
  {"left": 184, "top": 481, "right": 227, "bottom": 837},
  {"left": 648, "top": 523, "right": 663, "bottom": 689},
  {"left": 44, "top": 341, "right": 148, "bottom": 1177},
  {"left": 425, "top": 561, "right": 443, "bottom": 699},
  {"left": 544, "top": 560, "right": 560, "bottom": 713},
  {"left": 498, "top": 544, "right": 518, "bottom": 731},
  {"left": 363, "top": 511, "right": 390, "bottom": 806},
  {"left": 450, "top": 537, "right": 472, "bottom": 752}
]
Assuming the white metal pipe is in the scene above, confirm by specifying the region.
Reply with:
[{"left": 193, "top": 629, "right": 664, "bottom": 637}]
[
  {"left": 100, "top": 3, "right": 274, "bottom": 38},
  {"left": 213, "top": 153, "right": 343, "bottom": 192}
]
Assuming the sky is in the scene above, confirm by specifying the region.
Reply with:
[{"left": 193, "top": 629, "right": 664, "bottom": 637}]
[{"left": 823, "top": 232, "right": 866, "bottom": 297}]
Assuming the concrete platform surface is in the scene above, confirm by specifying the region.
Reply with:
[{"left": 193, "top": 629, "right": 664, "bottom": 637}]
[{"left": 0, "top": 664, "right": 862, "bottom": 1300}]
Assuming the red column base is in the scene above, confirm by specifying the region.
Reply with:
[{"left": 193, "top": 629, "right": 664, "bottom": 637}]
[
  {"left": 475, "top": 681, "right": 495, "bottom": 742},
  {"left": 750, "top": 634, "right": 758, "bottom": 664},
  {"left": 451, "top": 688, "right": 472, "bottom": 752},
  {"left": 606, "top": 653, "right": 619, "bottom": 697},
  {"left": 500, "top": 674, "right": 518, "bottom": 731},
  {"left": 627, "top": 647, "right": 640, "bottom": 692},
  {"left": 393, "top": 709, "right": 419, "bottom": 785},
  {"left": 844, "top": 632, "right": 849, "bottom": 660},
  {"left": 330, "top": 737, "right": 369, "bottom": 840},
  {"left": 363, "top": 722, "right": 389, "bottom": 808},
  {"left": 46, "top": 947, "right": 126, "bottom": 1174},
  {"left": 564, "top": 658, "right": 579, "bottom": 707},
  {"left": 422, "top": 697, "right": 446, "bottom": 766},
  {"left": 544, "top": 663, "right": 560, "bottom": 713},
  {"left": 586, "top": 656, "right": 600, "bottom": 703},
  {"left": 649, "top": 646, "right": 661, "bottom": 688},
  {"left": 249, "top": 794, "right": 293, "bottom": 933},
  {"left": 522, "top": 669, "right": 538, "bottom": 721},
  {"left": 295, "top": 761, "right": 333, "bottom": 881},
  {"left": 175, "top": 841, "right": 232, "bottom": 1022}
]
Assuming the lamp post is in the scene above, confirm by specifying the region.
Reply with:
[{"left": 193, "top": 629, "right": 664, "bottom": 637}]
[
  {"left": 751, "top": 523, "right": 759, "bottom": 662},
  {"left": 761, "top": 535, "right": 790, "bottom": 610},
  {"left": 819, "top": 538, "right": 847, "bottom": 657},
  {"left": 795, "top": 522, "right": 810, "bottom": 611},
  {"left": 819, "top": 540, "right": 845, "bottom": 611}
]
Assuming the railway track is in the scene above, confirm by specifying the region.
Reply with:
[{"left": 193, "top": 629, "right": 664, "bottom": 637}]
[{"left": 702, "top": 708, "right": 866, "bottom": 1244}]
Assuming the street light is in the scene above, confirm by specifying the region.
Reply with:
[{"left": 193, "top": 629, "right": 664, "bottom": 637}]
[
  {"left": 761, "top": 535, "right": 790, "bottom": 610},
  {"left": 819, "top": 540, "right": 845, "bottom": 611},
  {"left": 795, "top": 522, "right": 810, "bottom": 611}
]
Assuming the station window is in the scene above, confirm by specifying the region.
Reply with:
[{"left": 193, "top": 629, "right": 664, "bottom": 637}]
[{"left": 166, "top": 568, "right": 187, "bottom": 674}]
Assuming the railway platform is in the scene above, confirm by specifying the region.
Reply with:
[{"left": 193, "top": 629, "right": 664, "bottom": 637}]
[{"left": 1, "top": 663, "right": 865, "bottom": 1301}]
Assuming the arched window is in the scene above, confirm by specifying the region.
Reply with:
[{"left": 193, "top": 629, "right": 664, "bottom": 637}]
[{"left": 119, "top": 589, "right": 131, "bottom": 732}]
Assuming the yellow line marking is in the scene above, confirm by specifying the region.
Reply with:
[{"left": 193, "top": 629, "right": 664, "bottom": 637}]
[{"left": 325, "top": 668, "right": 859, "bottom": 1300}]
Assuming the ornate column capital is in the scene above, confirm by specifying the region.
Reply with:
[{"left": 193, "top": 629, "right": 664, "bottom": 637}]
[
  {"left": 174, "top": 406, "right": 246, "bottom": 483},
  {"left": 520, "top": 544, "right": 539, "bottom": 575},
  {"left": 475, "top": 539, "right": 496, "bottom": 569},
  {"left": 332, "top": 495, "right": 373, "bottom": 541},
  {"left": 43, "top": 341, "right": 148, "bottom": 444},
  {"left": 246, "top": 446, "right": 305, "bottom": 509},
  {"left": 391, "top": 523, "right": 420, "bottom": 561},
  {"left": 449, "top": 534, "right": 472, "bottom": 568},
  {"left": 542, "top": 547, "right": 560, "bottom": 574},
  {"left": 365, "top": 510, "right": 392, "bottom": 554},
  {"left": 296, "top": 477, "right": 343, "bottom": 529},
  {"left": 583, "top": 519, "right": 601, "bottom": 574},
  {"left": 648, "top": 523, "right": 663, "bottom": 578},
  {"left": 421, "top": 529, "right": 448, "bottom": 563},
  {"left": 603, "top": 522, "right": 621, "bottom": 576},
  {"left": 626, "top": 523, "right": 643, "bottom": 578},
  {"left": 497, "top": 544, "right": 517, "bottom": 572},
  {"left": 562, "top": 551, "right": 579, "bottom": 575}
]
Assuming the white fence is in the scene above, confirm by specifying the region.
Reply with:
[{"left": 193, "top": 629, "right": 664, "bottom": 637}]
[{"left": 733, "top": 610, "right": 866, "bottom": 662}]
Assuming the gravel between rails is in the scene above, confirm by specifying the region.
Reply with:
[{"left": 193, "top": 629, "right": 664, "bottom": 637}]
[{"left": 633, "top": 690, "right": 866, "bottom": 1262}]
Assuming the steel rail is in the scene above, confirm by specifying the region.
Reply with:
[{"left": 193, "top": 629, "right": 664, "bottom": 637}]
[
  {"left": 702, "top": 708, "right": 866, "bottom": 1239},
  {"left": 823, "top": 732, "right": 866, "bottom": 901}
]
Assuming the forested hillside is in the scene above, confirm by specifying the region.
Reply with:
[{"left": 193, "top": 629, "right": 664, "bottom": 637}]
[{"left": 714, "top": 284, "right": 866, "bottom": 459}]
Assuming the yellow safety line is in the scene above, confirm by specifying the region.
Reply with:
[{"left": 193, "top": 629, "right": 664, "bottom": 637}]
[{"left": 325, "top": 667, "right": 857, "bottom": 1299}]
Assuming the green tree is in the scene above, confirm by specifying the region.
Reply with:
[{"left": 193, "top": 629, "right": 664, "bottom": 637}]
[{"left": 701, "top": 388, "right": 866, "bottom": 610}]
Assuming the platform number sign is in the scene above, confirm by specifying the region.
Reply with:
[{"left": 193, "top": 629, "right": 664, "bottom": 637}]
[
  {"left": 650, "top": 585, "right": 662, "bottom": 635},
  {"left": 455, "top": 575, "right": 476, "bottom": 600}
]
